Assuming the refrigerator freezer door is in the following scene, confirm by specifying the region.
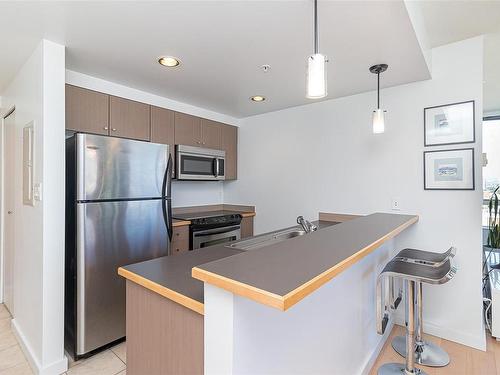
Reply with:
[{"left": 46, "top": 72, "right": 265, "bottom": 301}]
[
  {"left": 76, "top": 199, "right": 169, "bottom": 355},
  {"left": 76, "top": 133, "right": 169, "bottom": 201}
]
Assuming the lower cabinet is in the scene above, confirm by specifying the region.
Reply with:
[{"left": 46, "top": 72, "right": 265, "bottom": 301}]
[
  {"left": 241, "top": 216, "right": 254, "bottom": 239},
  {"left": 126, "top": 281, "right": 203, "bottom": 375},
  {"left": 171, "top": 225, "right": 189, "bottom": 255}
]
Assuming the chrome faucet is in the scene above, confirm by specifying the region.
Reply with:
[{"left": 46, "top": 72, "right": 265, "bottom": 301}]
[{"left": 296, "top": 216, "right": 318, "bottom": 233}]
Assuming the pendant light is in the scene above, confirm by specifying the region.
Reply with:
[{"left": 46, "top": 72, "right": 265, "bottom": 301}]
[
  {"left": 369, "top": 64, "right": 388, "bottom": 134},
  {"left": 306, "top": 0, "right": 327, "bottom": 99}
]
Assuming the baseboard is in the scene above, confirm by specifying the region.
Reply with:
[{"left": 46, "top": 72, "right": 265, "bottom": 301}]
[
  {"left": 360, "top": 320, "right": 394, "bottom": 375},
  {"left": 393, "top": 313, "right": 486, "bottom": 351},
  {"left": 11, "top": 319, "right": 68, "bottom": 375}
]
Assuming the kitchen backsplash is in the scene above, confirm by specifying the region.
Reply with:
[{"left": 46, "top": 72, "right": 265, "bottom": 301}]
[{"left": 171, "top": 180, "right": 224, "bottom": 207}]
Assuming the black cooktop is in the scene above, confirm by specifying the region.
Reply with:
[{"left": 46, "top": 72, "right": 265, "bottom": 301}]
[{"left": 172, "top": 210, "right": 239, "bottom": 221}]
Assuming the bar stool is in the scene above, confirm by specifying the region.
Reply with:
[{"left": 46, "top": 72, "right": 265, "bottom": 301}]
[
  {"left": 391, "top": 247, "right": 456, "bottom": 367},
  {"left": 376, "top": 256, "right": 457, "bottom": 375}
]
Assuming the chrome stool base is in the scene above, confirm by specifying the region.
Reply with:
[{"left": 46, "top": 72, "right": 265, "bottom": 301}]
[
  {"left": 378, "top": 362, "right": 428, "bottom": 375},
  {"left": 392, "top": 335, "right": 450, "bottom": 367}
]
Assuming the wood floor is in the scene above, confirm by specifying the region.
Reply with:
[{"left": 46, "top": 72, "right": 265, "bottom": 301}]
[{"left": 370, "top": 325, "right": 500, "bottom": 375}]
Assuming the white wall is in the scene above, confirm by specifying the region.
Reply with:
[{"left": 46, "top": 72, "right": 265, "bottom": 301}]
[
  {"left": 0, "top": 94, "right": 3, "bottom": 303},
  {"left": 171, "top": 181, "right": 223, "bottom": 208},
  {"left": 1, "top": 40, "right": 67, "bottom": 374},
  {"left": 225, "top": 37, "right": 485, "bottom": 350},
  {"left": 65, "top": 70, "right": 241, "bottom": 208}
]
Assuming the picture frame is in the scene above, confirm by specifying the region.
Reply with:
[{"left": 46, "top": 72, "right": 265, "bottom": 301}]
[
  {"left": 424, "top": 148, "right": 475, "bottom": 190},
  {"left": 424, "top": 100, "right": 475, "bottom": 146}
]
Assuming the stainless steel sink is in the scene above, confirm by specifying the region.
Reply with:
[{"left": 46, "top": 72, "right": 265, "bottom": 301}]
[
  {"left": 274, "top": 230, "right": 306, "bottom": 240},
  {"left": 227, "top": 226, "right": 307, "bottom": 251}
]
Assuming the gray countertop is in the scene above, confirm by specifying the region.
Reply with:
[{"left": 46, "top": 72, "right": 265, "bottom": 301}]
[
  {"left": 119, "top": 220, "right": 337, "bottom": 314},
  {"left": 192, "top": 213, "right": 418, "bottom": 311}
]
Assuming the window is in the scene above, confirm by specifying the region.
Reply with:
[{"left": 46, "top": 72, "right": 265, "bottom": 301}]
[{"left": 483, "top": 117, "right": 500, "bottom": 226}]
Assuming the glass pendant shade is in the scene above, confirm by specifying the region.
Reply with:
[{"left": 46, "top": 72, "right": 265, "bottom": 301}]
[
  {"left": 372, "top": 108, "right": 385, "bottom": 134},
  {"left": 306, "top": 53, "right": 327, "bottom": 99}
]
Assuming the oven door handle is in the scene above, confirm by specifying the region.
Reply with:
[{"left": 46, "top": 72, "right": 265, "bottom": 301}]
[{"left": 194, "top": 226, "right": 240, "bottom": 237}]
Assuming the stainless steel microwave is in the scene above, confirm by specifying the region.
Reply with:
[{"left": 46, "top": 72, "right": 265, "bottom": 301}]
[{"left": 176, "top": 145, "right": 225, "bottom": 181}]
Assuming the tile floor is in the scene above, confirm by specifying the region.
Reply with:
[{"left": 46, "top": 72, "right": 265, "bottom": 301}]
[{"left": 0, "top": 304, "right": 127, "bottom": 375}]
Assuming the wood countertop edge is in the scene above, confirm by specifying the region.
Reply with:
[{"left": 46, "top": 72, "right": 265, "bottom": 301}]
[
  {"left": 282, "top": 215, "right": 419, "bottom": 310},
  {"left": 118, "top": 267, "right": 205, "bottom": 315},
  {"left": 239, "top": 212, "right": 256, "bottom": 218},
  {"left": 191, "top": 267, "right": 286, "bottom": 311},
  {"left": 192, "top": 215, "right": 419, "bottom": 311},
  {"left": 172, "top": 220, "right": 191, "bottom": 227}
]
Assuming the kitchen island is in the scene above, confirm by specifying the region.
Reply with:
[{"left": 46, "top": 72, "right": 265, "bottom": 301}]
[{"left": 118, "top": 212, "right": 418, "bottom": 375}]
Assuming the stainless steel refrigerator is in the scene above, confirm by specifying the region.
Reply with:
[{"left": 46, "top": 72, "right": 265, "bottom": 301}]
[{"left": 65, "top": 133, "right": 172, "bottom": 359}]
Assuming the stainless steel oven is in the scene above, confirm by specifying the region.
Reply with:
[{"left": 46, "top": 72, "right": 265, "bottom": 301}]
[
  {"left": 172, "top": 212, "right": 242, "bottom": 250},
  {"left": 176, "top": 145, "right": 225, "bottom": 181},
  {"left": 192, "top": 225, "right": 241, "bottom": 249}
]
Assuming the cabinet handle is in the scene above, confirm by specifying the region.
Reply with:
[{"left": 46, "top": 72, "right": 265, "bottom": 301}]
[
  {"left": 112, "top": 128, "right": 117, "bottom": 131},
  {"left": 103, "top": 127, "right": 108, "bottom": 130}
]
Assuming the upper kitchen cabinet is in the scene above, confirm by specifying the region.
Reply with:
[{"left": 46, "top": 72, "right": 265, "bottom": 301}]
[
  {"left": 109, "top": 96, "right": 151, "bottom": 141},
  {"left": 66, "top": 85, "right": 110, "bottom": 135},
  {"left": 200, "top": 119, "right": 222, "bottom": 149},
  {"left": 151, "top": 106, "right": 175, "bottom": 166},
  {"left": 174, "top": 113, "right": 222, "bottom": 149},
  {"left": 220, "top": 124, "right": 238, "bottom": 180},
  {"left": 174, "top": 112, "right": 202, "bottom": 147}
]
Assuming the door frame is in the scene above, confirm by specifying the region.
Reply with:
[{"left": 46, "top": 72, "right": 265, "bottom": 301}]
[{"left": 0, "top": 106, "right": 15, "bottom": 304}]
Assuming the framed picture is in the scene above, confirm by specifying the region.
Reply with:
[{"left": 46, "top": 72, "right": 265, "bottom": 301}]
[
  {"left": 424, "top": 148, "right": 474, "bottom": 190},
  {"left": 424, "top": 100, "right": 475, "bottom": 146}
]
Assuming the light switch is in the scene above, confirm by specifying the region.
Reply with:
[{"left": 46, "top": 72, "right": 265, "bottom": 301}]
[
  {"left": 34, "top": 182, "right": 42, "bottom": 202},
  {"left": 391, "top": 197, "right": 401, "bottom": 211}
]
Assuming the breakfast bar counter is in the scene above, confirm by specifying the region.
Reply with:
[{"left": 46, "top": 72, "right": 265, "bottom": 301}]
[
  {"left": 118, "top": 212, "right": 418, "bottom": 375},
  {"left": 193, "top": 213, "right": 418, "bottom": 311}
]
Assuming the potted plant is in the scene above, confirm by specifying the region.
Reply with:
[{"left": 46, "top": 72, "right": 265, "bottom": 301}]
[{"left": 486, "top": 186, "right": 500, "bottom": 269}]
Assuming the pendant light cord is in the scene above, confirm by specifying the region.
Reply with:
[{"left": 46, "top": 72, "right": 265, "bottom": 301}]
[
  {"left": 314, "top": 0, "right": 318, "bottom": 54},
  {"left": 377, "top": 72, "right": 380, "bottom": 109}
]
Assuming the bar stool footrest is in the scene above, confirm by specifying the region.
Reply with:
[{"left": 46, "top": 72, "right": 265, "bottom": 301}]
[
  {"left": 392, "top": 335, "right": 450, "bottom": 367},
  {"left": 378, "top": 363, "right": 428, "bottom": 375}
]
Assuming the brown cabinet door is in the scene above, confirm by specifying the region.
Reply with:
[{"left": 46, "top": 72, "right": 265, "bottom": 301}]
[
  {"left": 240, "top": 217, "right": 254, "bottom": 239},
  {"left": 109, "top": 96, "right": 151, "bottom": 141},
  {"left": 171, "top": 226, "right": 189, "bottom": 255},
  {"left": 174, "top": 112, "right": 202, "bottom": 147},
  {"left": 66, "top": 84, "right": 109, "bottom": 135},
  {"left": 151, "top": 106, "right": 175, "bottom": 170},
  {"left": 220, "top": 124, "right": 238, "bottom": 180},
  {"left": 200, "top": 119, "right": 221, "bottom": 149}
]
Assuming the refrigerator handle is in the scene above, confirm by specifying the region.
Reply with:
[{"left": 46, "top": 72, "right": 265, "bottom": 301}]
[
  {"left": 162, "top": 154, "right": 173, "bottom": 241},
  {"left": 163, "top": 154, "right": 173, "bottom": 198},
  {"left": 162, "top": 198, "right": 173, "bottom": 241}
]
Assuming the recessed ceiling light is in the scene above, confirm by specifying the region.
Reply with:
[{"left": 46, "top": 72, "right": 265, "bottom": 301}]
[
  {"left": 251, "top": 95, "right": 266, "bottom": 102},
  {"left": 158, "top": 56, "right": 181, "bottom": 67}
]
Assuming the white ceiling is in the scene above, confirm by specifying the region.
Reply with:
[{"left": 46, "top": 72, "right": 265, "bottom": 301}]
[
  {"left": 0, "top": 1, "right": 432, "bottom": 118},
  {"left": 414, "top": 0, "right": 500, "bottom": 48},
  {"left": 413, "top": 0, "right": 500, "bottom": 113}
]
